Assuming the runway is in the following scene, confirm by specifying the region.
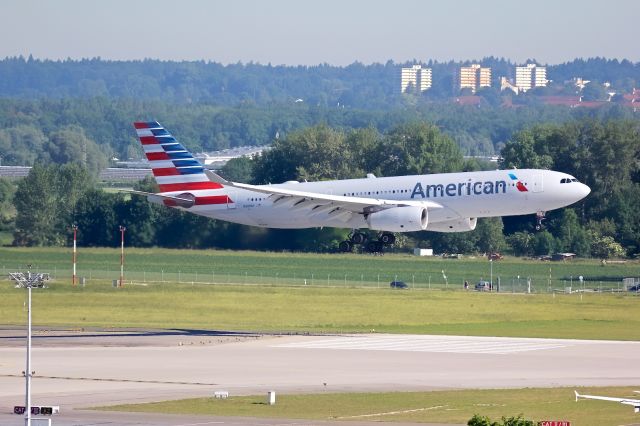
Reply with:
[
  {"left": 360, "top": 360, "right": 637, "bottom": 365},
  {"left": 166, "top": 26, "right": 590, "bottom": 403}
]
[{"left": 1, "top": 328, "right": 639, "bottom": 425}]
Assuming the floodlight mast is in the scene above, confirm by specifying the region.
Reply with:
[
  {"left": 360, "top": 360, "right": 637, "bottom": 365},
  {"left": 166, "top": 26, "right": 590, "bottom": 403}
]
[
  {"left": 119, "top": 225, "right": 126, "bottom": 287},
  {"left": 9, "top": 270, "right": 49, "bottom": 426},
  {"left": 26, "top": 281, "right": 32, "bottom": 426},
  {"left": 72, "top": 225, "right": 78, "bottom": 286}
]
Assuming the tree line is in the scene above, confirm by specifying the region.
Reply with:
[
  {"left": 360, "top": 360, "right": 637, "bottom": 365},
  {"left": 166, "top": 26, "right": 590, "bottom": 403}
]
[
  {"left": 1, "top": 97, "right": 637, "bottom": 166},
  {"left": 1, "top": 57, "right": 639, "bottom": 106},
  {"left": 4, "top": 119, "right": 639, "bottom": 257}
]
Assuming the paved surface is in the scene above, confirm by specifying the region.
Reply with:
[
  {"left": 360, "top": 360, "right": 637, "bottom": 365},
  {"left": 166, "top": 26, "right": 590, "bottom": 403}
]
[{"left": 1, "top": 327, "right": 640, "bottom": 425}]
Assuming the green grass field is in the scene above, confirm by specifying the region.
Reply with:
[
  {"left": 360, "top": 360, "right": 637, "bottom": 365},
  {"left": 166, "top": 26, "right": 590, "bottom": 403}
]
[
  {"left": 98, "top": 386, "right": 640, "bottom": 425},
  {"left": 2, "top": 246, "right": 638, "bottom": 291},
  {"left": 1, "top": 247, "right": 639, "bottom": 339}
]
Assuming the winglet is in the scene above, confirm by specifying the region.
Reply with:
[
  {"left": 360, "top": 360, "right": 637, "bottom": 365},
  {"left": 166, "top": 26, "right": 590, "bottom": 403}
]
[
  {"left": 575, "top": 390, "right": 580, "bottom": 402},
  {"left": 204, "top": 169, "right": 231, "bottom": 186}
]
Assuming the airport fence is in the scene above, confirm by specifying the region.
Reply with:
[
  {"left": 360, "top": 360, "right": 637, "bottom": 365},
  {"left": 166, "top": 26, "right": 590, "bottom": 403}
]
[{"left": 1, "top": 263, "right": 636, "bottom": 294}]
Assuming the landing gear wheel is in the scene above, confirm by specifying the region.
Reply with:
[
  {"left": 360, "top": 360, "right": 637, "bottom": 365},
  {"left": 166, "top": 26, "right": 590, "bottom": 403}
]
[
  {"left": 535, "top": 211, "right": 546, "bottom": 231},
  {"left": 350, "top": 232, "right": 367, "bottom": 245},
  {"left": 379, "top": 232, "right": 395, "bottom": 245},
  {"left": 338, "top": 240, "right": 353, "bottom": 253}
]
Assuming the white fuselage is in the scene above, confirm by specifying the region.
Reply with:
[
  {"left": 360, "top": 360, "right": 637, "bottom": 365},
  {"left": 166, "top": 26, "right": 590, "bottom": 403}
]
[{"left": 163, "top": 168, "right": 590, "bottom": 231}]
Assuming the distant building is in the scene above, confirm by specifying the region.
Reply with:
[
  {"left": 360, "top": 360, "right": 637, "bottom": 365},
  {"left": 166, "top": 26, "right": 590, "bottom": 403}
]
[
  {"left": 400, "top": 65, "right": 432, "bottom": 93},
  {"left": 573, "top": 77, "right": 590, "bottom": 91},
  {"left": 515, "top": 63, "right": 547, "bottom": 92},
  {"left": 500, "top": 77, "right": 519, "bottom": 94},
  {"left": 459, "top": 64, "right": 491, "bottom": 93}
]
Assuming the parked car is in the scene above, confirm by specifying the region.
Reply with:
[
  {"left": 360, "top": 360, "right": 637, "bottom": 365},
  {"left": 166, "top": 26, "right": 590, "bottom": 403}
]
[
  {"left": 475, "top": 280, "right": 491, "bottom": 291},
  {"left": 628, "top": 284, "right": 640, "bottom": 292},
  {"left": 488, "top": 252, "right": 503, "bottom": 261},
  {"left": 390, "top": 281, "right": 408, "bottom": 289}
]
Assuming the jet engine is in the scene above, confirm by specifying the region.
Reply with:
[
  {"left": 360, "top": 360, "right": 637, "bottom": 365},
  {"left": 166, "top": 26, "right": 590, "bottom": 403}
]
[
  {"left": 366, "top": 206, "right": 428, "bottom": 232},
  {"left": 426, "top": 217, "right": 477, "bottom": 232}
]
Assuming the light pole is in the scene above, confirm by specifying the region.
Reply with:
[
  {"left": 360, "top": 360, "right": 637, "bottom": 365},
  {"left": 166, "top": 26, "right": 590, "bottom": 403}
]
[
  {"left": 9, "top": 270, "right": 49, "bottom": 426},
  {"left": 72, "top": 225, "right": 78, "bottom": 286},
  {"left": 119, "top": 226, "right": 126, "bottom": 287},
  {"left": 489, "top": 259, "right": 493, "bottom": 291}
]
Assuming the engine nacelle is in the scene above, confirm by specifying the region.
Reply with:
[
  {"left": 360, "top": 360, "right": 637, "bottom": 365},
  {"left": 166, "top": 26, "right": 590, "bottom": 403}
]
[
  {"left": 426, "top": 217, "right": 477, "bottom": 233},
  {"left": 367, "top": 206, "right": 428, "bottom": 233}
]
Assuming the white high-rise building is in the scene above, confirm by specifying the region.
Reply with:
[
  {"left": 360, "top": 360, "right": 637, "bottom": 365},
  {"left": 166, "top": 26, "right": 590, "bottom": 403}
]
[
  {"left": 515, "top": 63, "right": 547, "bottom": 92},
  {"left": 400, "top": 65, "right": 432, "bottom": 93},
  {"left": 459, "top": 64, "right": 492, "bottom": 93}
]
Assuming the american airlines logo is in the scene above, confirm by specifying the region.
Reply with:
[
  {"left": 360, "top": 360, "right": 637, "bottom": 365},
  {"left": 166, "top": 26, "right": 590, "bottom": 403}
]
[
  {"left": 411, "top": 179, "right": 508, "bottom": 199},
  {"left": 509, "top": 173, "right": 529, "bottom": 192}
]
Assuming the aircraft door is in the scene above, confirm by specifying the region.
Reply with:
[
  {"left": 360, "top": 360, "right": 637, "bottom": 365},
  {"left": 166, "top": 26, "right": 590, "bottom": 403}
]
[
  {"left": 226, "top": 189, "right": 237, "bottom": 209},
  {"left": 531, "top": 174, "right": 544, "bottom": 193}
]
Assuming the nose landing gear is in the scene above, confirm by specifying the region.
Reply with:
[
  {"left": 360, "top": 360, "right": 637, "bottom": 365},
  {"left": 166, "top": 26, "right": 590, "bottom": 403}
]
[{"left": 535, "top": 211, "right": 546, "bottom": 231}]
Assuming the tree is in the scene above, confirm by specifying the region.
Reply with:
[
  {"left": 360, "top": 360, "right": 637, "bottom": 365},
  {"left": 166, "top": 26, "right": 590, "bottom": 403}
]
[
  {"left": 506, "top": 232, "right": 535, "bottom": 257},
  {"left": 42, "top": 126, "right": 108, "bottom": 173},
  {"left": 253, "top": 125, "right": 367, "bottom": 184},
  {"left": 0, "top": 125, "right": 47, "bottom": 166},
  {"left": 0, "top": 178, "right": 17, "bottom": 232},
  {"left": 467, "top": 414, "right": 534, "bottom": 426},
  {"left": 553, "top": 209, "right": 582, "bottom": 252},
  {"left": 590, "top": 234, "right": 625, "bottom": 258},
  {"left": 468, "top": 414, "right": 496, "bottom": 426},
  {"left": 500, "top": 127, "right": 554, "bottom": 169},
  {"left": 220, "top": 156, "right": 255, "bottom": 183},
  {"left": 372, "top": 122, "right": 463, "bottom": 176},
  {"left": 581, "top": 81, "right": 608, "bottom": 101},
  {"left": 474, "top": 218, "right": 506, "bottom": 254},
  {"left": 533, "top": 231, "right": 556, "bottom": 256},
  {"left": 13, "top": 165, "right": 62, "bottom": 245},
  {"left": 13, "top": 164, "right": 93, "bottom": 246},
  {"left": 74, "top": 189, "right": 120, "bottom": 246}
]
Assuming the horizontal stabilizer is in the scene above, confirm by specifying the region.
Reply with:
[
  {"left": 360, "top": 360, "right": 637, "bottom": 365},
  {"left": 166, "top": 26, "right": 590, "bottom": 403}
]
[{"left": 120, "top": 189, "right": 195, "bottom": 208}]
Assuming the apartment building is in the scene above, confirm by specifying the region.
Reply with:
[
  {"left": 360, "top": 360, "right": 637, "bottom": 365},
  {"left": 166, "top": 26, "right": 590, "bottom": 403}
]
[
  {"left": 459, "top": 64, "right": 491, "bottom": 93},
  {"left": 515, "top": 63, "right": 547, "bottom": 92},
  {"left": 400, "top": 65, "right": 432, "bottom": 93}
]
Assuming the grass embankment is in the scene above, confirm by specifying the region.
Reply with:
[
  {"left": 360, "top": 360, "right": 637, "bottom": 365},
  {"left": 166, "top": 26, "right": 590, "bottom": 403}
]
[
  {"left": 0, "top": 248, "right": 638, "bottom": 339},
  {"left": 99, "top": 386, "right": 640, "bottom": 425}
]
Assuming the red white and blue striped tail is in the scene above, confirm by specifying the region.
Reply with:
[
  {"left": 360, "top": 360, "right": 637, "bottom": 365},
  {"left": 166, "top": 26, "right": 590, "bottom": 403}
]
[{"left": 133, "top": 121, "right": 223, "bottom": 193}]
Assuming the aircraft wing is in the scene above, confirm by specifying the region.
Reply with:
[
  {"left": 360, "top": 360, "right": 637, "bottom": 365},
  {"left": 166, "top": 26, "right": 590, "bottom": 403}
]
[
  {"left": 575, "top": 390, "right": 640, "bottom": 412},
  {"left": 205, "top": 170, "right": 443, "bottom": 215}
]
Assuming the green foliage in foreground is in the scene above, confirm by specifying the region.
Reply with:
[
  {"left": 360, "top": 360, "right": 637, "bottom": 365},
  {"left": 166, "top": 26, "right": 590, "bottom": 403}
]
[
  {"left": 98, "top": 387, "right": 640, "bottom": 425},
  {"left": 1, "top": 248, "right": 639, "bottom": 340}
]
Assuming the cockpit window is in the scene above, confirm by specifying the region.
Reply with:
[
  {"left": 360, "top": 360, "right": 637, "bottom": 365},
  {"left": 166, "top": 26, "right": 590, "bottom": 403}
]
[{"left": 561, "top": 178, "right": 580, "bottom": 184}]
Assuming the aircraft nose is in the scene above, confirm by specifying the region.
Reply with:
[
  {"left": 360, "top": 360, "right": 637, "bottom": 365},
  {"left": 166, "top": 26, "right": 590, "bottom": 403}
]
[{"left": 577, "top": 183, "right": 591, "bottom": 200}]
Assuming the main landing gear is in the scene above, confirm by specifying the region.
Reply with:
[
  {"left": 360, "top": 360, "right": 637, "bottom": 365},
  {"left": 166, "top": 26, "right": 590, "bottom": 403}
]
[
  {"left": 535, "top": 211, "right": 546, "bottom": 231},
  {"left": 338, "top": 231, "right": 396, "bottom": 254}
]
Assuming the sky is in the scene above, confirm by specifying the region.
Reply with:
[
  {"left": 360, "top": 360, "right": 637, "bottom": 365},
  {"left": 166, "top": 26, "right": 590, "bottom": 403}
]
[{"left": 1, "top": 0, "right": 638, "bottom": 66}]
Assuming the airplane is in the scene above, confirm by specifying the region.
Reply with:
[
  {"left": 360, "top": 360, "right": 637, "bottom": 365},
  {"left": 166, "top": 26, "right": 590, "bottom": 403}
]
[
  {"left": 129, "top": 121, "right": 591, "bottom": 252},
  {"left": 575, "top": 390, "right": 640, "bottom": 413}
]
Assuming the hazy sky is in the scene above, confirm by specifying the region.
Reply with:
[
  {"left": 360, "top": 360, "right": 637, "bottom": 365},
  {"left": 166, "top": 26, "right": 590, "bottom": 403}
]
[{"left": 1, "top": 0, "right": 638, "bottom": 65}]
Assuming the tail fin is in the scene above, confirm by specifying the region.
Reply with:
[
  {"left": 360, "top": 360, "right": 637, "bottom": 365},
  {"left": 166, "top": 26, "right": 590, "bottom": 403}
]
[{"left": 133, "top": 121, "right": 223, "bottom": 193}]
